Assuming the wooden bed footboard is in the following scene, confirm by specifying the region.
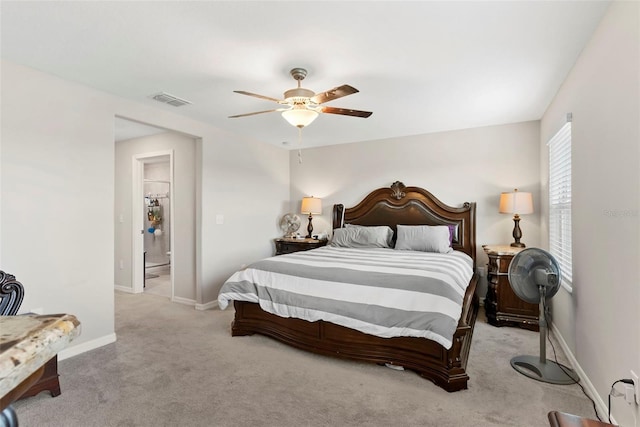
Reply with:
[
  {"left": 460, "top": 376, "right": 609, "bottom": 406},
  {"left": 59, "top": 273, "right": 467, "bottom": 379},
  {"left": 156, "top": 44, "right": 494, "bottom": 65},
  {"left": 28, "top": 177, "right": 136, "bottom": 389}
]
[{"left": 232, "top": 273, "right": 479, "bottom": 392}]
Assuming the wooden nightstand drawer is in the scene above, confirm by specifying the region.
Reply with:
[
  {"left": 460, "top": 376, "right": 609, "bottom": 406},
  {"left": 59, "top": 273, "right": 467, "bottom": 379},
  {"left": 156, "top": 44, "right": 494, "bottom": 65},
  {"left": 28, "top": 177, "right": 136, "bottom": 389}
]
[
  {"left": 275, "top": 238, "right": 328, "bottom": 255},
  {"left": 278, "top": 242, "right": 303, "bottom": 254}
]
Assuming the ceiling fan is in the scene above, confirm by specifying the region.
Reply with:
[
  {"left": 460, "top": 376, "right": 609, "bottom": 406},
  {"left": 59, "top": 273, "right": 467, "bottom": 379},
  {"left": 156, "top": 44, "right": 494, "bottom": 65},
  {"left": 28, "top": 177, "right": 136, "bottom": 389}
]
[{"left": 229, "top": 68, "right": 373, "bottom": 128}]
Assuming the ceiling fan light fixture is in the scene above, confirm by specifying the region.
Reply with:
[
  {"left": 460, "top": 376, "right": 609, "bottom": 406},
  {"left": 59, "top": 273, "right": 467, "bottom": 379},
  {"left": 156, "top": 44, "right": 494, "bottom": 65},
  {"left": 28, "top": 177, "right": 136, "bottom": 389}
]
[
  {"left": 231, "top": 67, "right": 372, "bottom": 126},
  {"left": 284, "top": 87, "right": 315, "bottom": 99},
  {"left": 282, "top": 108, "right": 319, "bottom": 128}
]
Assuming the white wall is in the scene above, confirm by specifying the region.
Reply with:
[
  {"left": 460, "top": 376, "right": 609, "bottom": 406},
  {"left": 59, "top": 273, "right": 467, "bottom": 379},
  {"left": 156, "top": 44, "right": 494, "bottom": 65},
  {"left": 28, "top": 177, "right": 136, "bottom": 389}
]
[
  {"left": 1, "top": 61, "right": 117, "bottom": 351},
  {"left": 291, "top": 121, "right": 541, "bottom": 298},
  {"left": 1, "top": 60, "right": 289, "bottom": 354},
  {"left": 114, "top": 132, "right": 196, "bottom": 302},
  {"left": 540, "top": 2, "right": 639, "bottom": 424},
  {"left": 199, "top": 130, "right": 291, "bottom": 303}
]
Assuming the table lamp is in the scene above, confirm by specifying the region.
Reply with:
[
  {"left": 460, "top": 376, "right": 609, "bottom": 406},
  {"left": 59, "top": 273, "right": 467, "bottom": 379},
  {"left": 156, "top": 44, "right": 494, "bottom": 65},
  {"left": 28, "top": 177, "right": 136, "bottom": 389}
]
[
  {"left": 499, "top": 189, "right": 534, "bottom": 247},
  {"left": 301, "top": 197, "right": 322, "bottom": 238}
]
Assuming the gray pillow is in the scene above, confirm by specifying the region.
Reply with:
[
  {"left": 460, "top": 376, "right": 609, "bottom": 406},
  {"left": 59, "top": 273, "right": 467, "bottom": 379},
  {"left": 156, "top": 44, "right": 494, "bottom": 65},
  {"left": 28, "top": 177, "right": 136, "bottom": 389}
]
[
  {"left": 344, "top": 224, "right": 394, "bottom": 246},
  {"left": 330, "top": 225, "right": 394, "bottom": 248},
  {"left": 395, "top": 225, "right": 453, "bottom": 253}
]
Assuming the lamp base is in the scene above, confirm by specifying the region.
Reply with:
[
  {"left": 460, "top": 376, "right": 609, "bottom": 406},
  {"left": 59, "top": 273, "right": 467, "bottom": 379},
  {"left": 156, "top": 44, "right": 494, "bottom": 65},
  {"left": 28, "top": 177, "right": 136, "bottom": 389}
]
[
  {"left": 511, "top": 215, "right": 525, "bottom": 248},
  {"left": 306, "top": 213, "right": 313, "bottom": 239}
]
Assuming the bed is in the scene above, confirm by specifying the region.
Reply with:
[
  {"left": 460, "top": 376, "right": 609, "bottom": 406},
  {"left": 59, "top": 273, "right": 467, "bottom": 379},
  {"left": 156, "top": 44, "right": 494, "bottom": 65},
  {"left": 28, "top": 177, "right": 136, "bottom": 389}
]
[{"left": 218, "top": 181, "right": 478, "bottom": 392}]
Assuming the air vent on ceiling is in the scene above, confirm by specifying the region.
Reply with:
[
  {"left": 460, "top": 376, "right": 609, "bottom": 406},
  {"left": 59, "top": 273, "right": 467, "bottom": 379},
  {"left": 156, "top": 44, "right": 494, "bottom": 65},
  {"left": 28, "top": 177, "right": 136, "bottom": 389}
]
[{"left": 149, "top": 92, "right": 192, "bottom": 107}]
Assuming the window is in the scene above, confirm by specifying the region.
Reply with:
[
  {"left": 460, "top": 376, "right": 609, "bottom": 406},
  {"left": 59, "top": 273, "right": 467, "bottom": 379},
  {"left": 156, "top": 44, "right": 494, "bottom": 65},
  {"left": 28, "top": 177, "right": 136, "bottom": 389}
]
[{"left": 547, "top": 117, "right": 572, "bottom": 292}]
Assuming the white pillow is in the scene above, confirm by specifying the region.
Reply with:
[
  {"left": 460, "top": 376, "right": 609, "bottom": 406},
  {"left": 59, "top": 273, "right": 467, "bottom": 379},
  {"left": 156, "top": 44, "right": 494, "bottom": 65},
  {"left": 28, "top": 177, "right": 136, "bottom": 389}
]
[
  {"left": 330, "top": 226, "right": 393, "bottom": 248},
  {"left": 394, "top": 225, "right": 453, "bottom": 253}
]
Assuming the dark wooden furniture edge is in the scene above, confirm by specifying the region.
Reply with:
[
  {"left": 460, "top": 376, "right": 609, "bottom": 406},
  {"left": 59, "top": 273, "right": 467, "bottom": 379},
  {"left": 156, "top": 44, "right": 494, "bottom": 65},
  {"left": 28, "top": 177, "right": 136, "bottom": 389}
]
[
  {"left": 230, "top": 181, "right": 478, "bottom": 391},
  {"left": 274, "top": 238, "right": 328, "bottom": 255},
  {"left": 0, "top": 366, "right": 44, "bottom": 411},
  {"left": 17, "top": 356, "right": 61, "bottom": 400},
  {"left": 548, "top": 411, "right": 613, "bottom": 426},
  {"left": 233, "top": 274, "right": 478, "bottom": 392}
]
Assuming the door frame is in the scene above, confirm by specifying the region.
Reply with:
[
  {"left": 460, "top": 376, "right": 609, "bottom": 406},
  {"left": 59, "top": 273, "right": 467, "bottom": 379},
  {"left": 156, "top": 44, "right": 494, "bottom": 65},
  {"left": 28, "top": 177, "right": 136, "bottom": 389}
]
[{"left": 132, "top": 150, "right": 175, "bottom": 296}]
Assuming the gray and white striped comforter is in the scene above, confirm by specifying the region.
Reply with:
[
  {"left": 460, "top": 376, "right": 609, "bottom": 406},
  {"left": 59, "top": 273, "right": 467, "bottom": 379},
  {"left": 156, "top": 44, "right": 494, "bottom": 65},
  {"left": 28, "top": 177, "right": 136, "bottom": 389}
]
[{"left": 218, "top": 246, "right": 474, "bottom": 349}]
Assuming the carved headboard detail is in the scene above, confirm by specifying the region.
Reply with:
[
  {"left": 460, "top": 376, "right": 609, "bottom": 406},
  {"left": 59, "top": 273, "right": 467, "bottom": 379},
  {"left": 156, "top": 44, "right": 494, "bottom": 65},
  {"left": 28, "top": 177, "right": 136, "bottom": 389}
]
[
  {"left": 332, "top": 181, "right": 476, "bottom": 267},
  {"left": 390, "top": 181, "right": 406, "bottom": 200}
]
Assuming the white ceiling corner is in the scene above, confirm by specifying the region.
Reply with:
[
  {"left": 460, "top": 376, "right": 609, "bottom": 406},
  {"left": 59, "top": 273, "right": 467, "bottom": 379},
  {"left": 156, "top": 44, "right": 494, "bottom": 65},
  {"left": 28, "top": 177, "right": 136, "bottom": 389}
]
[
  {"left": 1, "top": 1, "right": 611, "bottom": 149},
  {"left": 113, "top": 118, "right": 169, "bottom": 143}
]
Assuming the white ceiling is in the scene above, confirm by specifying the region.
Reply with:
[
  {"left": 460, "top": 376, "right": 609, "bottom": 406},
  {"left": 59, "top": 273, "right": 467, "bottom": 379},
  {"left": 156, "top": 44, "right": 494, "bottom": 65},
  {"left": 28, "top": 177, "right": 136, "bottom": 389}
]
[
  {"left": 113, "top": 118, "right": 169, "bottom": 142},
  {"left": 1, "top": 1, "right": 610, "bottom": 149}
]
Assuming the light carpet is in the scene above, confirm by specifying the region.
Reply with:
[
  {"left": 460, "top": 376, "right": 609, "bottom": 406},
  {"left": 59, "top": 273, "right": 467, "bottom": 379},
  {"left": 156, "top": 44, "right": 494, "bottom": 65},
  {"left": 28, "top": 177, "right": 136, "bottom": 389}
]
[{"left": 13, "top": 292, "right": 597, "bottom": 427}]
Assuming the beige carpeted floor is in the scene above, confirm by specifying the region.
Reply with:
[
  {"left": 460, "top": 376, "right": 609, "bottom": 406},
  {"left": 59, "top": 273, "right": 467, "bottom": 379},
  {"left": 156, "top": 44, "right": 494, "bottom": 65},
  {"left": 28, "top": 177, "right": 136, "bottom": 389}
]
[
  {"left": 144, "top": 265, "right": 171, "bottom": 298},
  {"left": 13, "top": 292, "right": 598, "bottom": 427}
]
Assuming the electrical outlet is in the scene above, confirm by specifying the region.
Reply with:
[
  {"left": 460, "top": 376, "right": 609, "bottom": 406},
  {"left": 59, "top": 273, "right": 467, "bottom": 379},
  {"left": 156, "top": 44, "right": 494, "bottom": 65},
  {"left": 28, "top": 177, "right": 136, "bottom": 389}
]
[
  {"left": 631, "top": 370, "right": 639, "bottom": 405},
  {"left": 624, "top": 384, "right": 635, "bottom": 404}
]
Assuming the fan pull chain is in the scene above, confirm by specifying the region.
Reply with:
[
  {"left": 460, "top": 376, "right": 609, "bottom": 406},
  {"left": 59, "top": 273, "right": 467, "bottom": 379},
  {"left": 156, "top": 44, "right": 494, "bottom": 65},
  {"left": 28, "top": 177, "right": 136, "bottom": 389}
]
[{"left": 297, "top": 127, "right": 303, "bottom": 164}]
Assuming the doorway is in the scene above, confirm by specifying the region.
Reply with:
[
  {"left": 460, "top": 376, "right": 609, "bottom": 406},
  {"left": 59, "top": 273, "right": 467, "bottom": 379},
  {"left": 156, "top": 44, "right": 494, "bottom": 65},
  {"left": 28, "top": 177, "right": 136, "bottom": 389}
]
[
  {"left": 143, "top": 160, "right": 172, "bottom": 298},
  {"left": 114, "top": 116, "right": 198, "bottom": 304},
  {"left": 132, "top": 151, "right": 174, "bottom": 297}
]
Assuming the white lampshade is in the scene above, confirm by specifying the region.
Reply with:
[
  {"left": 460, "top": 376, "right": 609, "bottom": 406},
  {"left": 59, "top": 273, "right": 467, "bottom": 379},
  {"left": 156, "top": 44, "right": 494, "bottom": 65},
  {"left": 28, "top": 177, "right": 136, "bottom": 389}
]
[
  {"left": 282, "top": 108, "right": 319, "bottom": 128},
  {"left": 499, "top": 189, "right": 534, "bottom": 215},
  {"left": 301, "top": 197, "right": 322, "bottom": 215}
]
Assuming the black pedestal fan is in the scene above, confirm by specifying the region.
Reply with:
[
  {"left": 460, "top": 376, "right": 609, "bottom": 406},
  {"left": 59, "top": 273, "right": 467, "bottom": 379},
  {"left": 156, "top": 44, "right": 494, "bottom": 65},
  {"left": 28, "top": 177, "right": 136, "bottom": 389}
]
[{"left": 508, "top": 248, "right": 579, "bottom": 384}]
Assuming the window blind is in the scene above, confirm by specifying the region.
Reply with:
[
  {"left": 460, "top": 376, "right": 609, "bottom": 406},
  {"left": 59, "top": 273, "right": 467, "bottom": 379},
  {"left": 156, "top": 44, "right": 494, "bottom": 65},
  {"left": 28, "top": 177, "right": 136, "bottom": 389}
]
[{"left": 547, "top": 120, "right": 572, "bottom": 292}]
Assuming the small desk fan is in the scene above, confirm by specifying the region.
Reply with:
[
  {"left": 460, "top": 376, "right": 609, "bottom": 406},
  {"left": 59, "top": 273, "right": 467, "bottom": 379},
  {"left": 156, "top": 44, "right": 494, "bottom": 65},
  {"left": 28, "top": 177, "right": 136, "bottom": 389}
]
[{"left": 508, "top": 248, "right": 579, "bottom": 384}]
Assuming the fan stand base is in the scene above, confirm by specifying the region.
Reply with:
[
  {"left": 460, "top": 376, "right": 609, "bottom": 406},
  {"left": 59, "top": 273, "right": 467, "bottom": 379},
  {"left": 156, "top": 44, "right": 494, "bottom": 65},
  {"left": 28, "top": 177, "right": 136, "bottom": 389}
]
[{"left": 511, "top": 355, "right": 579, "bottom": 385}]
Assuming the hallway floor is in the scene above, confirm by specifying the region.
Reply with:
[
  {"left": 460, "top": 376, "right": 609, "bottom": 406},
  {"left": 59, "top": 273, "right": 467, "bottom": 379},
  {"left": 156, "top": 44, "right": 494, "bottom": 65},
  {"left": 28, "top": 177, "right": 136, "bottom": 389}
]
[{"left": 144, "top": 265, "right": 171, "bottom": 298}]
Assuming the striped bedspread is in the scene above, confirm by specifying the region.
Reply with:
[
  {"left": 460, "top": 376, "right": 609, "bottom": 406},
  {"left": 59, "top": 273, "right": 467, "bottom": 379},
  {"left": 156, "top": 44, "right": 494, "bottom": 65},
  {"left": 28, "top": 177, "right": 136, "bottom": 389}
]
[{"left": 218, "top": 246, "right": 474, "bottom": 349}]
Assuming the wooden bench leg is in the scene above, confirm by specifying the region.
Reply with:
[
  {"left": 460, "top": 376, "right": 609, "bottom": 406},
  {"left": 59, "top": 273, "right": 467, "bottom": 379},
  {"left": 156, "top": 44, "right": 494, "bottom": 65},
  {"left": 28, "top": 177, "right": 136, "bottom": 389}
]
[{"left": 17, "top": 356, "right": 61, "bottom": 400}]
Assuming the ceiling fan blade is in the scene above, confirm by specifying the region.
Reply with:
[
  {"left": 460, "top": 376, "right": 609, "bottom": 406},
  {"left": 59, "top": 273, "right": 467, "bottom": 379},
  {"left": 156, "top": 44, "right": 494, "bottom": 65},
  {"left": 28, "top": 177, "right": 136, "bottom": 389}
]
[
  {"left": 320, "top": 106, "right": 372, "bottom": 118},
  {"left": 233, "top": 90, "right": 282, "bottom": 103},
  {"left": 228, "top": 109, "right": 282, "bottom": 118},
  {"left": 311, "top": 85, "right": 359, "bottom": 104}
]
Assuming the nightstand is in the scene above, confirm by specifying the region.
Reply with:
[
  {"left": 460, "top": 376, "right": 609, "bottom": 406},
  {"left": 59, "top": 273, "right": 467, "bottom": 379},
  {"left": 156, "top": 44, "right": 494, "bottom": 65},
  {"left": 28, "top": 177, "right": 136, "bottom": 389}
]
[
  {"left": 274, "top": 238, "right": 328, "bottom": 255},
  {"left": 483, "top": 245, "right": 539, "bottom": 331}
]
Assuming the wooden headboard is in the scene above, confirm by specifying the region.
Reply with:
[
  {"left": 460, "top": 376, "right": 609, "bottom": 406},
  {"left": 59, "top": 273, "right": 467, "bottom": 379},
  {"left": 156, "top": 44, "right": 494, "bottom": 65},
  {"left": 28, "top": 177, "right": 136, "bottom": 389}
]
[{"left": 332, "top": 181, "right": 477, "bottom": 267}]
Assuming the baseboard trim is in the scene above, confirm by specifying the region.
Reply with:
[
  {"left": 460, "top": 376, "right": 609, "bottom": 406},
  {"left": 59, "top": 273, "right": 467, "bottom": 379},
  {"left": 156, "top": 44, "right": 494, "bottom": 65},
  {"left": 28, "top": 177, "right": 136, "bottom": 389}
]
[
  {"left": 58, "top": 333, "right": 117, "bottom": 361},
  {"left": 114, "top": 285, "right": 135, "bottom": 294},
  {"left": 195, "top": 300, "right": 218, "bottom": 311},
  {"left": 118, "top": 286, "right": 208, "bottom": 310},
  {"left": 171, "top": 296, "right": 196, "bottom": 306},
  {"left": 550, "top": 323, "right": 615, "bottom": 424}
]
